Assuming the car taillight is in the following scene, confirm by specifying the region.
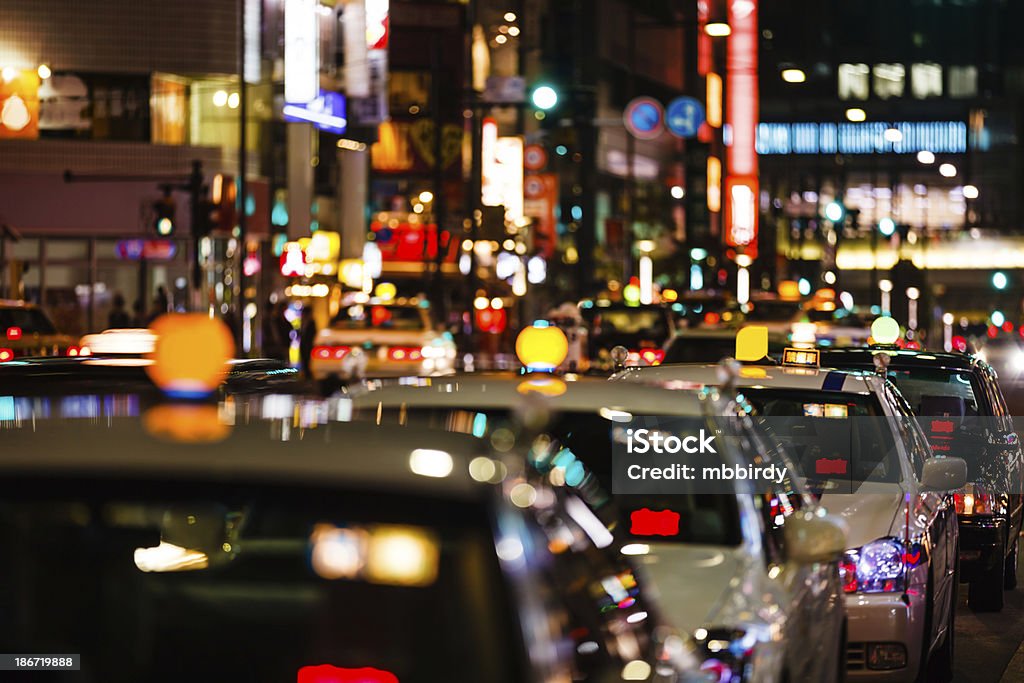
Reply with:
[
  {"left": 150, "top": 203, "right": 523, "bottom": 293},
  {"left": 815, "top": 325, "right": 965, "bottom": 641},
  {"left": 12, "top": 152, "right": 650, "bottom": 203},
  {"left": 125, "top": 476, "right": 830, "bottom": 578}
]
[
  {"left": 839, "top": 557, "right": 858, "bottom": 593},
  {"left": 5, "top": 326, "right": 21, "bottom": 340},
  {"left": 297, "top": 665, "right": 398, "bottom": 683},
  {"left": 389, "top": 346, "right": 422, "bottom": 361},
  {"left": 956, "top": 484, "right": 995, "bottom": 515},
  {"left": 313, "top": 345, "right": 350, "bottom": 360},
  {"left": 66, "top": 346, "right": 81, "bottom": 357},
  {"left": 639, "top": 349, "right": 665, "bottom": 366},
  {"left": 0, "top": 348, "right": 13, "bottom": 362}
]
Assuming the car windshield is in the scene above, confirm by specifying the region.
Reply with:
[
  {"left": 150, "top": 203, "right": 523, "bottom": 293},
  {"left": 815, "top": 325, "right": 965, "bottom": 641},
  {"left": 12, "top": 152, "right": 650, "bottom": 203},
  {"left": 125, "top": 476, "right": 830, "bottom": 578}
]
[
  {"left": 744, "top": 301, "right": 801, "bottom": 321},
  {"left": 740, "top": 388, "right": 902, "bottom": 485},
  {"left": 662, "top": 336, "right": 786, "bottom": 364},
  {"left": 0, "top": 477, "right": 521, "bottom": 683},
  {"left": 368, "top": 406, "right": 744, "bottom": 547},
  {"left": 885, "top": 368, "right": 985, "bottom": 417},
  {"left": 0, "top": 308, "right": 57, "bottom": 335},
  {"left": 330, "top": 304, "right": 427, "bottom": 331}
]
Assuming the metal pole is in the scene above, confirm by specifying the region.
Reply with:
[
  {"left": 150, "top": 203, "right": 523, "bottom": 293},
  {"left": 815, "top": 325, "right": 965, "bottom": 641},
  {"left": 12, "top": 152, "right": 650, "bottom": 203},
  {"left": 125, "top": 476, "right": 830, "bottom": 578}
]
[{"left": 237, "top": 0, "right": 249, "bottom": 352}]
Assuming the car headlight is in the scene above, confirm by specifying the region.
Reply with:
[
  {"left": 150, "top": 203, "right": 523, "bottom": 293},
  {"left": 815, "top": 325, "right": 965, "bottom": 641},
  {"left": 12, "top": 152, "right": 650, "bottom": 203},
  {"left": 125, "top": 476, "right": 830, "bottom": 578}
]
[
  {"left": 1012, "top": 351, "right": 1024, "bottom": 372},
  {"left": 840, "top": 538, "right": 906, "bottom": 593}
]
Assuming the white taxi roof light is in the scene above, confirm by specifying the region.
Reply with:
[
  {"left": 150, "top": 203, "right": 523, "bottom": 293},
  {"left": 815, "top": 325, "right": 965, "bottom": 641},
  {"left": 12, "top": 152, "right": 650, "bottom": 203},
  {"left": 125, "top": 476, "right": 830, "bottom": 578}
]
[
  {"left": 735, "top": 326, "right": 769, "bottom": 362},
  {"left": 870, "top": 316, "right": 901, "bottom": 346},
  {"left": 516, "top": 321, "right": 569, "bottom": 373}
]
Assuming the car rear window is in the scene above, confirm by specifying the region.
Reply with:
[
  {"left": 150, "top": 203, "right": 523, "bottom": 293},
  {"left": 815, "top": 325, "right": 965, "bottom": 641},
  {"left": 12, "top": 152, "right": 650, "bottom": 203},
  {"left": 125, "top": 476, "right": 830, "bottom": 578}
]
[
  {"left": 0, "top": 308, "right": 57, "bottom": 335},
  {"left": 330, "top": 305, "right": 427, "bottom": 331},
  {"left": 885, "top": 368, "right": 984, "bottom": 417},
  {"left": 0, "top": 478, "right": 521, "bottom": 683},
  {"left": 740, "top": 389, "right": 902, "bottom": 485}
]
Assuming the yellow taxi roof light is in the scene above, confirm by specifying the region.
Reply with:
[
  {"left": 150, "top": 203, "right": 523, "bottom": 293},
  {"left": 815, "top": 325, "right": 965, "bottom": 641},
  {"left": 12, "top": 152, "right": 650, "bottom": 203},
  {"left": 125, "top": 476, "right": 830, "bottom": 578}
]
[
  {"left": 516, "top": 321, "right": 569, "bottom": 372},
  {"left": 735, "top": 326, "right": 769, "bottom": 362},
  {"left": 871, "top": 316, "right": 901, "bottom": 345}
]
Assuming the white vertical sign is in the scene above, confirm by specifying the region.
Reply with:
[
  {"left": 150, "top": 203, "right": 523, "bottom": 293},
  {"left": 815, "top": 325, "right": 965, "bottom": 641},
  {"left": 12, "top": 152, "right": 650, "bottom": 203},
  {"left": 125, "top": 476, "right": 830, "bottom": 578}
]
[
  {"left": 285, "top": 0, "right": 319, "bottom": 104},
  {"left": 244, "top": 0, "right": 262, "bottom": 84},
  {"left": 343, "top": 0, "right": 369, "bottom": 98}
]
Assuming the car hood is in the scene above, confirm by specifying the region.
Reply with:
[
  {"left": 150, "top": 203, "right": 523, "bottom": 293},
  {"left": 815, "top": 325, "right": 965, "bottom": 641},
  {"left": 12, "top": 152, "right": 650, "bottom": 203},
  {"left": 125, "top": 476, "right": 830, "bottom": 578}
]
[
  {"left": 633, "top": 543, "right": 751, "bottom": 633},
  {"left": 820, "top": 482, "right": 905, "bottom": 549}
]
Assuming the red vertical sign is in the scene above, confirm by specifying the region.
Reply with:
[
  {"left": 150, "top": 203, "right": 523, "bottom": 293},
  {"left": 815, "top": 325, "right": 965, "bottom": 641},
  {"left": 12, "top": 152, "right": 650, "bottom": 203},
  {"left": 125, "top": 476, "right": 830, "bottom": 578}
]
[{"left": 726, "top": 0, "right": 758, "bottom": 257}]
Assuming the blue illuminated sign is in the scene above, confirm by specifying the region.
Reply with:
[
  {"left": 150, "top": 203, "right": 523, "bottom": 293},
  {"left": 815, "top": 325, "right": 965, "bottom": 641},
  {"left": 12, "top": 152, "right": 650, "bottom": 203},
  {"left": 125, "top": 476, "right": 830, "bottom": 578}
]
[
  {"left": 756, "top": 121, "right": 967, "bottom": 155},
  {"left": 665, "top": 97, "right": 705, "bottom": 138},
  {"left": 283, "top": 90, "right": 347, "bottom": 134}
]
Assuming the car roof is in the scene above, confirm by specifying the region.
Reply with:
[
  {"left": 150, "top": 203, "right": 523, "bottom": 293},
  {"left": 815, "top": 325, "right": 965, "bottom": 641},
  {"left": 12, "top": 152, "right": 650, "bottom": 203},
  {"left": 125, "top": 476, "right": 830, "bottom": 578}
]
[
  {"left": 350, "top": 373, "right": 707, "bottom": 415},
  {"left": 613, "top": 363, "right": 880, "bottom": 395},
  {"left": 1, "top": 409, "right": 486, "bottom": 499},
  {"left": 819, "top": 347, "right": 982, "bottom": 372}
]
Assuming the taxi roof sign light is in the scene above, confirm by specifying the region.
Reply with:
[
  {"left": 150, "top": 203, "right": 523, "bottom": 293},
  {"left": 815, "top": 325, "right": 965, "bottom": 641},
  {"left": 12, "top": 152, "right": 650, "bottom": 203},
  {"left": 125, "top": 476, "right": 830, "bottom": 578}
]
[
  {"left": 870, "top": 316, "right": 901, "bottom": 346},
  {"left": 735, "top": 326, "right": 769, "bottom": 362},
  {"left": 515, "top": 322, "right": 568, "bottom": 373},
  {"left": 782, "top": 347, "right": 820, "bottom": 368}
]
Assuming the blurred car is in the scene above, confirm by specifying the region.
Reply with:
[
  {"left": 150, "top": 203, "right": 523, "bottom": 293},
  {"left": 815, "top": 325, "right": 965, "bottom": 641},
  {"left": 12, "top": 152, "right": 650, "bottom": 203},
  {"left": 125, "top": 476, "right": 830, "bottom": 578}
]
[
  {"left": 661, "top": 328, "right": 789, "bottom": 365},
  {"left": 0, "top": 356, "right": 301, "bottom": 397},
  {"left": 348, "top": 374, "right": 849, "bottom": 683},
  {"left": 614, "top": 361, "right": 966, "bottom": 681},
  {"left": 976, "top": 334, "right": 1024, "bottom": 385},
  {"left": 579, "top": 301, "right": 675, "bottom": 368},
  {"left": 0, "top": 396, "right": 709, "bottom": 682},
  {"left": 822, "top": 347, "right": 1024, "bottom": 612},
  {"left": 311, "top": 299, "right": 456, "bottom": 383},
  {"left": 0, "top": 299, "right": 78, "bottom": 360}
]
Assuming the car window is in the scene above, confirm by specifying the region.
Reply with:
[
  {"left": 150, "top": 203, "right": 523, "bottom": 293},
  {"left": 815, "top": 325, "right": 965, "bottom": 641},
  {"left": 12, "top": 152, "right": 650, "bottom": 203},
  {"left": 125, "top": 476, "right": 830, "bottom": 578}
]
[
  {"left": 0, "top": 308, "right": 57, "bottom": 335},
  {"left": 330, "top": 304, "right": 428, "bottom": 331},
  {"left": 0, "top": 478, "right": 523, "bottom": 683},
  {"left": 885, "top": 368, "right": 985, "bottom": 417},
  {"left": 740, "top": 388, "right": 902, "bottom": 486}
]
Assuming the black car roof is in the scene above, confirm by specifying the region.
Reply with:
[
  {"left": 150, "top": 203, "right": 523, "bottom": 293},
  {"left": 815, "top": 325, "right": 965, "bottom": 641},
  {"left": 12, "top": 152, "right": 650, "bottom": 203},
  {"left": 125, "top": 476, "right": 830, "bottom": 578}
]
[{"left": 819, "top": 347, "right": 983, "bottom": 373}]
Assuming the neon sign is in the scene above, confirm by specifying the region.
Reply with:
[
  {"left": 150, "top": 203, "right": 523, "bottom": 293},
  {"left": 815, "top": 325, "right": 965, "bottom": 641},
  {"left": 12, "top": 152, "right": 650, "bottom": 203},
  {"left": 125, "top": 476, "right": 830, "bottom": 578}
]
[{"left": 756, "top": 121, "right": 967, "bottom": 155}]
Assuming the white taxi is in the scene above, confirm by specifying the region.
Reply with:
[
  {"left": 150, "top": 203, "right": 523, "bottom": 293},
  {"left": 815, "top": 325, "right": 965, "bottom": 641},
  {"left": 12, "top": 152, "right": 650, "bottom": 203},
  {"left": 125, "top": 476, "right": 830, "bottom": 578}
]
[
  {"left": 346, "top": 369, "right": 849, "bottom": 683},
  {"left": 614, "top": 350, "right": 967, "bottom": 681},
  {"left": 310, "top": 297, "right": 456, "bottom": 382}
]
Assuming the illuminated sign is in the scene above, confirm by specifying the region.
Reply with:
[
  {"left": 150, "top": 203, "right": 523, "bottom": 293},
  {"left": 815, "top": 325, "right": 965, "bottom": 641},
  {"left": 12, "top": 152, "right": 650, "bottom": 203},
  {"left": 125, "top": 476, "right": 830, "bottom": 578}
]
[
  {"left": 283, "top": 91, "right": 347, "bottom": 134},
  {"left": 726, "top": 0, "right": 758, "bottom": 176},
  {"left": 482, "top": 134, "right": 524, "bottom": 221},
  {"left": 756, "top": 121, "right": 967, "bottom": 155},
  {"left": 115, "top": 240, "right": 178, "bottom": 261},
  {"left": 724, "top": 175, "right": 758, "bottom": 258},
  {"left": 284, "top": 0, "right": 318, "bottom": 104}
]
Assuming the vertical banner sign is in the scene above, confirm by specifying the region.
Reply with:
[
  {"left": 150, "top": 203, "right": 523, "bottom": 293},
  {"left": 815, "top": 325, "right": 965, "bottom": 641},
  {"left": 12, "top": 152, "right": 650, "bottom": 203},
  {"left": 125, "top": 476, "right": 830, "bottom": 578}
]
[
  {"left": 244, "top": 0, "right": 262, "bottom": 84},
  {"left": 724, "top": 176, "right": 758, "bottom": 259},
  {"left": 364, "top": 0, "right": 390, "bottom": 124},
  {"left": 285, "top": 0, "right": 319, "bottom": 104},
  {"left": 343, "top": 0, "right": 369, "bottom": 98},
  {"left": 726, "top": 0, "right": 758, "bottom": 256},
  {"left": 481, "top": 117, "right": 499, "bottom": 206}
]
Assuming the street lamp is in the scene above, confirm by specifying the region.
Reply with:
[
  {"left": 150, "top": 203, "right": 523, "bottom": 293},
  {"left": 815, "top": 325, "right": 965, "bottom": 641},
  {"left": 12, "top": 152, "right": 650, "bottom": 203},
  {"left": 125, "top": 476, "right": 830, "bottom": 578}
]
[{"left": 879, "top": 278, "right": 893, "bottom": 314}]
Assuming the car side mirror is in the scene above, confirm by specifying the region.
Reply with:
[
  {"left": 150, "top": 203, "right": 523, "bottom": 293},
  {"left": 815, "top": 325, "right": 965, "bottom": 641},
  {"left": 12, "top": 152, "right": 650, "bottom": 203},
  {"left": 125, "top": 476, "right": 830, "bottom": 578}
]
[
  {"left": 921, "top": 456, "right": 968, "bottom": 492},
  {"left": 784, "top": 512, "right": 848, "bottom": 564}
]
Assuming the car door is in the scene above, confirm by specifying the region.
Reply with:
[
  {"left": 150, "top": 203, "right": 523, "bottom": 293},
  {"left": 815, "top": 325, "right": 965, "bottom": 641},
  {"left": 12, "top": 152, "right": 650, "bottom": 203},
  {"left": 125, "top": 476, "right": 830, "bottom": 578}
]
[
  {"left": 979, "top": 366, "right": 1024, "bottom": 539},
  {"left": 887, "top": 383, "right": 957, "bottom": 648}
]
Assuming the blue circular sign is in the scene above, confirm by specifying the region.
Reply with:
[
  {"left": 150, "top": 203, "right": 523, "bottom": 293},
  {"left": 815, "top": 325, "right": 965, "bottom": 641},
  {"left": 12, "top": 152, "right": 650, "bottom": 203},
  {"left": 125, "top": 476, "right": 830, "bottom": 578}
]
[
  {"left": 665, "top": 97, "right": 706, "bottom": 138},
  {"left": 624, "top": 97, "right": 664, "bottom": 140}
]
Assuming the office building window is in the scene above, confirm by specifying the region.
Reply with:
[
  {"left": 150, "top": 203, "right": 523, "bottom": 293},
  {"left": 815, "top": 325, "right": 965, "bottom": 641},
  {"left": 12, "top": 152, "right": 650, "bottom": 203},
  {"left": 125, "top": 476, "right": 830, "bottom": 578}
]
[
  {"left": 838, "top": 63, "right": 870, "bottom": 100},
  {"left": 911, "top": 63, "right": 943, "bottom": 98},
  {"left": 949, "top": 66, "right": 977, "bottom": 98},
  {"left": 873, "top": 64, "right": 905, "bottom": 99}
]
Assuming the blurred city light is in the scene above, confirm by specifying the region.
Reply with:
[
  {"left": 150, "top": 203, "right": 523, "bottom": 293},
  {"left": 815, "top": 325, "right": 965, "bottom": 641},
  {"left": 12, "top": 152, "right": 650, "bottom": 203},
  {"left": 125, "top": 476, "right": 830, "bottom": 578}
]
[
  {"left": 36, "top": 64, "right": 51, "bottom": 79},
  {"left": 670, "top": 185, "right": 685, "bottom": 199},
  {"left": 878, "top": 217, "right": 896, "bottom": 236},
  {"left": 504, "top": 11, "right": 516, "bottom": 21},
  {"left": 963, "top": 184, "right": 979, "bottom": 199},
  {"left": 917, "top": 150, "right": 935, "bottom": 164},
  {"left": 993, "top": 271, "right": 1009, "bottom": 290},
  {"left": 824, "top": 201, "right": 844, "bottom": 222},
  {"left": 531, "top": 85, "right": 558, "bottom": 110},
  {"left": 992, "top": 310, "right": 1007, "bottom": 327},
  {"left": 845, "top": 108, "right": 866, "bottom": 122},
  {"left": 883, "top": 127, "right": 903, "bottom": 143},
  {"left": 781, "top": 68, "right": 806, "bottom": 83},
  {"left": 705, "top": 22, "right": 731, "bottom": 37},
  {"left": 939, "top": 163, "right": 957, "bottom": 177},
  {"left": 798, "top": 278, "right": 812, "bottom": 296}
]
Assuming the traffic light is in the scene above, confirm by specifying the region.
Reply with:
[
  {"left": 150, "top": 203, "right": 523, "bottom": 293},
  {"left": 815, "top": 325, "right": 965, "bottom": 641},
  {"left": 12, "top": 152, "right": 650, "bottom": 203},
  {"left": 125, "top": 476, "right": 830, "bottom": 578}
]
[
  {"left": 193, "top": 197, "right": 220, "bottom": 239},
  {"left": 153, "top": 190, "right": 176, "bottom": 236},
  {"left": 531, "top": 84, "right": 559, "bottom": 111}
]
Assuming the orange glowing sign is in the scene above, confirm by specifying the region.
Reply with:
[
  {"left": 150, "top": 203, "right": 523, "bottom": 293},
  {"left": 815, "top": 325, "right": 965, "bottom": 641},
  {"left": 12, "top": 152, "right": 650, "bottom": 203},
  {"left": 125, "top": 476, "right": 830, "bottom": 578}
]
[
  {"left": 724, "top": 175, "right": 759, "bottom": 258},
  {"left": 145, "top": 314, "right": 235, "bottom": 397}
]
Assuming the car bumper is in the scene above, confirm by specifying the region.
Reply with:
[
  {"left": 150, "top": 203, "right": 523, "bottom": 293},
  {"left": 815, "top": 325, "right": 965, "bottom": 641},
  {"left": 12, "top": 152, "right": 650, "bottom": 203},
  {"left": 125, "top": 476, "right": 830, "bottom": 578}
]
[
  {"left": 845, "top": 591, "right": 927, "bottom": 681},
  {"left": 958, "top": 515, "right": 1007, "bottom": 580},
  {"left": 310, "top": 357, "right": 363, "bottom": 381}
]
